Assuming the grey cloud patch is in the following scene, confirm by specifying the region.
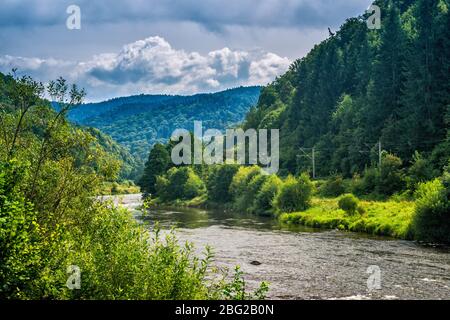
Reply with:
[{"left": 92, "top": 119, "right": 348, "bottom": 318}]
[
  {"left": 0, "top": 0, "right": 373, "bottom": 30},
  {"left": 0, "top": 36, "right": 290, "bottom": 101}
]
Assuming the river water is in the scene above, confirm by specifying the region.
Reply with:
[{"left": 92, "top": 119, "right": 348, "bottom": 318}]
[{"left": 109, "top": 194, "right": 450, "bottom": 300}]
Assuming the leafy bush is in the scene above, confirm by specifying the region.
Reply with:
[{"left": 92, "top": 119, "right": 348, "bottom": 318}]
[
  {"left": 406, "top": 152, "right": 436, "bottom": 191},
  {"left": 274, "top": 173, "right": 313, "bottom": 213},
  {"left": 338, "top": 194, "right": 360, "bottom": 215},
  {"left": 412, "top": 178, "right": 450, "bottom": 244},
  {"left": 352, "top": 154, "right": 405, "bottom": 197},
  {"left": 244, "top": 174, "right": 269, "bottom": 214},
  {"left": 207, "top": 165, "right": 239, "bottom": 203},
  {"left": 220, "top": 266, "right": 269, "bottom": 300},
  {"left": 155, "top": 175, "right": 170, "bottom": 200},
  {"left": 320, "top": 174, "right": 346, "bottom": 197},
  {"left": 229, "top": 166, "right": 263, "bottom": 211},
  {"left": 253, "top": 175, "right": 283, "bottom": 216},
  {"left": 378, "top": 154, "right": 405, "bottom": 195},
  {"left": 351, "top": 168, "right": 379, "bottom": 196},
  {"left": 156, "top": 167, "right": 205, "bottom": 201},
  {"left": 0, "top": 161, "right": 43, "bottom": 298},
  {"left": 229, "top": 166, "right": 261, "bottom": 200},
  {"left": 183, "top": 170, "right": 206, "bottom": 199},
  {"left": 66, "top": 204, "right": 249, "bottom": 299}
]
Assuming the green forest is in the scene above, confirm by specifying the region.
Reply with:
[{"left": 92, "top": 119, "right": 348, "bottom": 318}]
[
  {"left": 244, "top": 0, "right": 449, "bottom": 177},
  {"left": 140, "top": 0, "right": 450, "bottom": 244},
  {"left": 66, "top": 86, "right": 261, "bottom": 165}
]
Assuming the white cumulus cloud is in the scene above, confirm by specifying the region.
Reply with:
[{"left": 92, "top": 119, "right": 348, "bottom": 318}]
[{"left": 0, "top": 36, "right": 290, "bottom": 101}]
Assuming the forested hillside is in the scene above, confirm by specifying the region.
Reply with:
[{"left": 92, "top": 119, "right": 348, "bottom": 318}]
[
  {"left": 0, "top": 72, "right": 139, "bottom": 181},
  {"left": 67, "top": 86, "right": 261, "bottom": 163},
  {"left": 244, "top": 0, "right": 449, "bottom": 177}
]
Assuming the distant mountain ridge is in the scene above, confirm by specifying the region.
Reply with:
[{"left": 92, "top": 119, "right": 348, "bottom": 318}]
[{"left": 66, "top": 86, "right": 261, "bottom": 163}]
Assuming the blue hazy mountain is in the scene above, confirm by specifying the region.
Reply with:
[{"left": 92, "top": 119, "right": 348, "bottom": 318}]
[{"left": 67, "top": 86, "right": 261, "bottom": 162}]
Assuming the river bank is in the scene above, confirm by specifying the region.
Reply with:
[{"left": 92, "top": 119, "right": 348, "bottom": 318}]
[
  {"left": 145, "top": 195, "right": 416, "bottom": 241},
  {"left": 116, "top": 194, "right": 450, "bottom": 300},
  {"left": 280, "top": 198, "right": 415, "bottom": 240}
]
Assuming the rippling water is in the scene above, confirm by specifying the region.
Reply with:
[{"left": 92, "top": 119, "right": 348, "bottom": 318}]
[{"left": 111, "top": 194, "right": 450, "bottom": 300}]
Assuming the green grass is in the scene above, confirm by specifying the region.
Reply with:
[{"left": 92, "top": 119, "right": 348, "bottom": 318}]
[
  {"left": 144, "top": 194, "right": 209, "bottom": 209},
  {"left": 280, "top": 197, "right": 415, "bottom": 239},
  {"left": 96, "top": 181, "right": 141, "bottom": 195}
]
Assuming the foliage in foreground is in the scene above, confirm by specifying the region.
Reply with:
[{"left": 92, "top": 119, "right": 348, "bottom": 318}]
[
  {"left": 413, "top": 177, "right": 450, "bottom": 244},
  {"left": 0, "top": 74, "right": 267, "bottom": 299}
]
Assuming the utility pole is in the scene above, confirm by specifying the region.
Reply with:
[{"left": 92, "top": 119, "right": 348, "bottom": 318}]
[
  {"left": 312, "top": 147, "right": 316, "bottom": 179},
  {"left": 297, "top": 147, "right": 317, "bottom": 179}
]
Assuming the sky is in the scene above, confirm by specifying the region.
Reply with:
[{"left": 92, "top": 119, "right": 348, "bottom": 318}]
[{"left": 0, "top": 0, "right": 373, "bottom": 101}]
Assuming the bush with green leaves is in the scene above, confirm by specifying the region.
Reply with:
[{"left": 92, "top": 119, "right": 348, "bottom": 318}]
[
  {"left": 406, "top": 152, "right": 436, "bottom": 191},
  {"left": 253, "top": 175, "right": 283, "bottom": 216},
  {"left": 338, "top": 194, "right": 360, "bottom": 215},
  {"left": 156, "top": 167, "right": 205, "bottom": 201},
  {"left": 378, "top": 154, "right": 405, "bottom": 196},
  {"left": 65, "top": 203, "right": 268, "bottom": 300},
  {"left": 0, "top": 160, "right": 42, "bottom": 298},
  {"left": 229, "top": 166, "right": 263, "bottom": 211},
  {"left": 351, "top": 168, "right": 379, "bottom": 196},
  {"left": 274, "top": 173, "right": 313, "bottom": 213},
  {"left": 230, "top": 166, "right": 261, "bottom": 199},
  {"left": 207, "top": 165, "right": 239, "bottom": 203},
  {"left": 243, "top": 174, "right": 269, "bottom": 214},
  {"left": 412, "top": 178, "right": 450, "bottom": 244},
  {"left": 220, "top": 266, "right": 269, "bottom": 300},
  {"left": 320, "top": 174, "right": 346, "bottom": 197},
  {"left": 352, "top": 154, "right": 405, "bottom": 197}
]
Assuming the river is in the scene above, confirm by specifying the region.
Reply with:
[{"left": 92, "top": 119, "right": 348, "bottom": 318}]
[{"left": 107, "top": 194, "right": 450, "bottom": 300}]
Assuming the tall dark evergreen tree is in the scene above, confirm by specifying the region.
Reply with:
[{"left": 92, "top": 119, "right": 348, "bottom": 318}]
[
  {"left": 365, "top": 2, "right": 406, "bottom": 147},
  {"left": 401, "top": 0, "right": 448, "bottom": 156},
  {"left": 138, "top": 143, "right": 170, "bottom": 195}
]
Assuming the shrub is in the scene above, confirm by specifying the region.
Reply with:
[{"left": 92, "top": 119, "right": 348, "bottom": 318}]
[
  {"left": 231, "top": 169, "right": 267, "bottom": 212},
  {"left": 111, "top": 182, "right": 119, "bottom": 194},
  {"left": 352, "top": 154, "right": 405, "bottom": 197},
  {"left": 320, "top": 174, "right": 346, "bottom": 197},
  {"left": 352, "top": 168, "right": 379, "bottom": 196},
  {"left": 155, "top": 175, "right": 170, "bottom": 200},
  {"left": 406, "top": 152, "right": 435, "bottom": 191},
  {"left": 378, "top": 154, "right": 405, "bottom": 196},
  {"left": 207, "top": 165, "right": 239, "bottom": 203},
  {"left": 253, "top": 175, "right": 282, "bottom": 216},
  {"left": 156, "top": 167, "right": 205, "bottom": 201},
  {"left": 229, "top": 166, "right": 261, "bottom": 201},
  {"left": 412, "top": 179, "right": 450, "bottom": 244},
  {"left": 274, "top": 173, "right": 313, "bottom": 213},
  {"left": 338, "top": 194, "right": 360, "bottom": 215},
  {"left": 183, "top": 170, "right": 206, "bottom": 199},
  {"left": 244, "top": 174, "right": 269, "bottom": 214},
  {"left": 0, "top": 161, "right": 43, "bottom": 298}
]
